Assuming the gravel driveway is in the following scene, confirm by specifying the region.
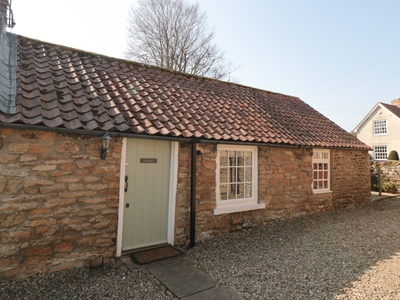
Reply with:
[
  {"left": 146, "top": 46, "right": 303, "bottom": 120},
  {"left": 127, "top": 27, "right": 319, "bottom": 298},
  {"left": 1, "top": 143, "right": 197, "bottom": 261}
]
[{"left": 2, "top": 198, "right": 400, "bottom": 299}]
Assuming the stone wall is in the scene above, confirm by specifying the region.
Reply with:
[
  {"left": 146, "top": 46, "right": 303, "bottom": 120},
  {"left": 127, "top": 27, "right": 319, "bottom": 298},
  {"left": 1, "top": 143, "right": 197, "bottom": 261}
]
[
  {"left": 0, "top": 129, "right": 371, "bottom": 280},
  {"left": 371, "top": 161, "right": 400, "bottom": 192},
  {"left": 0, "top": 128, "right": 121, "bottom": 280},
  {"left": 331, "top": 149, "right": 371, "bottom": 207},
  {"left": 381, "top": 161, "right": 400, "bottom": 187},
  {"left": 174, "top": 144, "right": 371, "bottom": 246}
]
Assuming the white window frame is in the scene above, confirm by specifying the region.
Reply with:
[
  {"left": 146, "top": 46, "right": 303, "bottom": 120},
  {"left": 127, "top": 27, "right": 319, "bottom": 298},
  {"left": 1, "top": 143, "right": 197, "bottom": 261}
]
[
  {"left": 312, "top": 149, "right": 331, "bottom": 194},
  {"left": 214, "top": 145, "right": 264, "bottom": 215},
  {"left": 373, "top": 120, "right": 388, "bottom": 135},
  {"left": 373, "top": 145, "right": 387, "bottom": 160}
]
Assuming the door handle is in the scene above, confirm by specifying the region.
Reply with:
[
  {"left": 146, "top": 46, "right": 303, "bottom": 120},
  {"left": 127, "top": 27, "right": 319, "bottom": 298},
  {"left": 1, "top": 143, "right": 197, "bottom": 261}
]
[{"left": 124, "top": 175, "right": 128, "bottom": 193}]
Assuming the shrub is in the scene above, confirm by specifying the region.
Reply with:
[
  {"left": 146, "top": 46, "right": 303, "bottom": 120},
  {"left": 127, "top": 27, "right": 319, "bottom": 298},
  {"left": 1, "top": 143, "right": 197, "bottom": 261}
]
[
  {"left": 388, "top": 150, "right": 399, "bottom": 161},
  {"left": 381, "top": 181, "right": 398, "bottom": 194}
]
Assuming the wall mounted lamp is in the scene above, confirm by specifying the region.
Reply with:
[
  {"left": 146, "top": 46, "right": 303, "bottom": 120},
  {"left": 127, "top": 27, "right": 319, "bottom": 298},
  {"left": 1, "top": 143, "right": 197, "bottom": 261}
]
[{"left": 100, "top": 131, "right": 112, "bottom": 159}]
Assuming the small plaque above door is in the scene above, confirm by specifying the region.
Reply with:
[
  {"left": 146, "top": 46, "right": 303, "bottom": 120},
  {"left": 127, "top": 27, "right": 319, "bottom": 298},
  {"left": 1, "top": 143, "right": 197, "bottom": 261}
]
[{"left": 140, "top": 158, "right": 158, "bottom": 163}]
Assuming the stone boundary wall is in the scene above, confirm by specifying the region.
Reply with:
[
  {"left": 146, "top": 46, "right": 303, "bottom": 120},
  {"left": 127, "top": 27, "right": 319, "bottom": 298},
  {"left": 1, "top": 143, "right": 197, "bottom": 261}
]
[
  {"left": 371, "top": 161, "right": 400, "bottom": 190},
  {"left": 175, "top": 144, "right": 371, "bottom": 246},
  {"left": 0, "top": 128, "right": 121, "bottom": 280}
]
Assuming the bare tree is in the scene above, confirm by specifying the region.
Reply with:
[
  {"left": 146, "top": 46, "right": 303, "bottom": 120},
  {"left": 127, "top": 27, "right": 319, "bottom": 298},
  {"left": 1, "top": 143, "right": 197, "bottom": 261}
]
[{"left": 125, "top": 0, "right": 234, "bottom": 80}]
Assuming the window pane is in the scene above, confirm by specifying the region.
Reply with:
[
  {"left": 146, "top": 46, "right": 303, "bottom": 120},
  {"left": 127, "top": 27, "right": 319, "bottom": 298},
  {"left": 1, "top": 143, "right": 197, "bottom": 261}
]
[
  {"left": 220, "top": 168, "right": 227, "bottom": 184},
  {"left": 220, "top": 184, "right": 227, "bottom": 201},
  {"left": 245, "top": 167, "right": 252, "bottom": 182},
  {"left": 245, "top": 183, "right": 252, "bottom": 198},
  {"left": 237, "top": 183, "right": 244, "bottom": 198},
  {"left": 227, "top": 184, "right": 236, "bottom": 200},
  {"left": 237, "top": 151, "right": 245, "bottom": 166},
  {"left": 229, "top": 151, "right": 237, "bottom": 166},
  {"left": 245, "top": 151, "right": 252, "bottom": 166},
  {"left": 228, "top": 167, "right": 236, "bottom": 183},
  {"left": 238, "top": 167, "right": 244, "bottom": 183},
  {"left": 220, "top": 151, "right": 228, "bottom": 166}
]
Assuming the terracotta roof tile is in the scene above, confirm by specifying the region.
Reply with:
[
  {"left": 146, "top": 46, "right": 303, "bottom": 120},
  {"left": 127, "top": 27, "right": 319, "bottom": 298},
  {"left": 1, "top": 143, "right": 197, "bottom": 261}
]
[{"left": 0, "top": 35, "right": 369, "bottom": 149}]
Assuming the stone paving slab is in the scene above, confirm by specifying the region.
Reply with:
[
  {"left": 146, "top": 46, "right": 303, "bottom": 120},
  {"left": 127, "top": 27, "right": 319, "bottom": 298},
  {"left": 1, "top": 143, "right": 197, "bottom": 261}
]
[
  {"left": 149, "top": 261, "right": 216, "bottom": 298},
  {"left": 182, "top": 286, "right": 246, "bottom": 300}
]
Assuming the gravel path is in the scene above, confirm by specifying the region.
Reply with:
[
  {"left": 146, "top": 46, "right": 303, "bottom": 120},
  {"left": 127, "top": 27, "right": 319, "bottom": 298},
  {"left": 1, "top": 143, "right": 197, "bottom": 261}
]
[{"left": 1, "top": 198, "right": 400, "bottom": 299}]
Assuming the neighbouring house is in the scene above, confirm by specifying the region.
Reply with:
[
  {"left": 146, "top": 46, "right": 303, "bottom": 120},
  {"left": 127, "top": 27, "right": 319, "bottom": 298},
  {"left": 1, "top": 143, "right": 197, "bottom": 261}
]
[
  {"left": 352, "top": 98, "right": 400, "bottom": 160},
  {"left": 0, "top": 4, "right": 371, "bottom": 280}
]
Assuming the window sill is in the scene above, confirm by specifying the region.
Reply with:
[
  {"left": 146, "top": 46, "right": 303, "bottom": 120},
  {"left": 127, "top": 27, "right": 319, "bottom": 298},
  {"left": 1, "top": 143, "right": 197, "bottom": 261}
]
[
  {"left": 312, "top": 190, "right": 332, "bottom": 195},
  {"left": 213, "top": 203, "right": 265, "bottom": 215}
]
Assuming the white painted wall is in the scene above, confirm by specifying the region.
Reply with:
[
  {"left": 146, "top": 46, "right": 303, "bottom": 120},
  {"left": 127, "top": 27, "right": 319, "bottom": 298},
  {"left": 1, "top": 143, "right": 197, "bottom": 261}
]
[{"left": 357, "top": 105, "right": 400, "bottom": 159}]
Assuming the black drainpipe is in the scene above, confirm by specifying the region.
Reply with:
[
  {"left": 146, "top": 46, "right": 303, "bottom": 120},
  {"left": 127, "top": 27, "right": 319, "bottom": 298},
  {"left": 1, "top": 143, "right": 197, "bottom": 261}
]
[{"left": 189, "top": 140, "right": 197, "bottom": 248}]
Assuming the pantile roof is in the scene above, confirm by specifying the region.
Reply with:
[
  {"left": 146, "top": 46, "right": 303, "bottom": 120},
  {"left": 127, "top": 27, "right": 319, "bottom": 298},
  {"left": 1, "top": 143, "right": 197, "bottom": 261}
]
[{"left": 0, "top": 34, "right": 369, "bottom": 149}]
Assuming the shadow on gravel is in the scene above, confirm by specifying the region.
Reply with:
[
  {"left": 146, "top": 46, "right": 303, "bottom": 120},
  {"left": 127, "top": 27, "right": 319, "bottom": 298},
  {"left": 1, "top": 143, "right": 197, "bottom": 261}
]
[{"left": 185, "top": 198, "right": 400, "bottom": 300}]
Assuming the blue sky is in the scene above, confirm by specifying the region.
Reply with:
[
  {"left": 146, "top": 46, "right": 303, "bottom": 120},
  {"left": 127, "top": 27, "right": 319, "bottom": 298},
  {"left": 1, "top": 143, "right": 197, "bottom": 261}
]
[{"left": 9, "top": 0, "right": 400, "bottom": 131}]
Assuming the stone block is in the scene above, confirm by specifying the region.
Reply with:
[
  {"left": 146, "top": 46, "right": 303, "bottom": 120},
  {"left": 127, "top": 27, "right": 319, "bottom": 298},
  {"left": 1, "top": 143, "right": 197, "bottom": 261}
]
[
  {"left": 0, "top": 258, "right": 19, "bottom": 268},
  {"left": 0, "top": 244, "right": 21, "bottom": 257},
  {"left": 29, "top": 207, "right": 52, "bottom": 215},
  {"left": 59, "top": 162, "right": 76, "bottom": 171},
  {"left": 0, "top": 213, "right": 25, "bottom": 227},
  {"left": 32, "top": 165, "right": 57, "bottom": 171},
  {"left": 44, "top": 198, "right": 77, "bottom": 208},
  {"left": 35, "top": 225, "right": 58, "bottom": 236},
  {"left": 26, "top": 218, "right": 56, "bottom": 227},
  {"left": 29, "top": 143, "right": 50, "bottom": 154},
  {"left": 4, "top": 268, "right": 20, "bottom": 278},
  {"left": 0, "top": 154, "right": 18, "bottom": 163},
  {"left": 83, "top": 176, "right": 101, "bottom": 183},
  {"left": 55, "top": 242, "right": 74, "bottom": 253},
  {"left": 24, "top": 177, "right": 55, "bottom": 188},
  {"left": 1, "top": 230, "right": 31, "bottom": 242},
  {"left": 25, "top": 246, "right": 53, "bottom": 256},
  {"left": 55, "top": 141, "right": 80, "bottom": 154},
  {"left": 8, "top": 142, "right": 30, "bottom": 154}
]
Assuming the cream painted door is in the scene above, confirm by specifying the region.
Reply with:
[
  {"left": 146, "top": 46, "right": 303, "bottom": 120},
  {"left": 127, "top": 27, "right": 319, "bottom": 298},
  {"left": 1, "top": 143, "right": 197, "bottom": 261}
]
[{"left": 122, "top": 139, "right": 171, "bottom": 251}]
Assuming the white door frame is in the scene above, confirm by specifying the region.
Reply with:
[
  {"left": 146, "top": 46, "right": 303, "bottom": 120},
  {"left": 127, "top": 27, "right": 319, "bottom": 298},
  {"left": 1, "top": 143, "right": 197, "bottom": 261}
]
[{"left": 116, "top": 138, "right": 179, "bottom": 256}]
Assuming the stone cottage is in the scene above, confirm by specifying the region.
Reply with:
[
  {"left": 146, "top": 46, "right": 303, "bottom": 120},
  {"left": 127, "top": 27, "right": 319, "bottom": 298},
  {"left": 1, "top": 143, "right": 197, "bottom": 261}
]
[{"left": 0, "top": 8, "right": 370, "bottom": 280}]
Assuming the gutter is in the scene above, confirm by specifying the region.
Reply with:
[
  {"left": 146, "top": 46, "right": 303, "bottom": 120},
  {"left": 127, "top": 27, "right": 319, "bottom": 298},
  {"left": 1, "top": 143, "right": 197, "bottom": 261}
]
[{"left": 0, "top": 123, "right": 370, "bottom": 151}]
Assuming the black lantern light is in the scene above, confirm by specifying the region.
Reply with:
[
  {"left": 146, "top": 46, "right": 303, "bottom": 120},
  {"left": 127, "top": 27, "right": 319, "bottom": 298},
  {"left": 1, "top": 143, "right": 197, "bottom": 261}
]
[{"left": 100, "top": 131, "right": 112, "bottom": 159}]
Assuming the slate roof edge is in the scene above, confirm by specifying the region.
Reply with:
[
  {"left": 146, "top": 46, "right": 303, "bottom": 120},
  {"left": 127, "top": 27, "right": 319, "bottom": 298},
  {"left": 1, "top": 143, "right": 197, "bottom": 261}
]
[
  {"left": 0, "top": 29, "right": 17, "bottom": 114},
  {"left": 15, "top": 34, "right": 301, "bottom": 100},
  {"left": 380, "top": 102, "right": 400, "bottom": 121},
  {"left": 0, "top": 122, "right": 371, "bottom": 150}
]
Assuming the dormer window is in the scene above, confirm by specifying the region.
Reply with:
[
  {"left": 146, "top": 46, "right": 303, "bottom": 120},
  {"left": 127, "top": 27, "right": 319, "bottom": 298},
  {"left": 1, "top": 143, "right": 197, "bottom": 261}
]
[{"left": 373, "top": 120, "right": 387, "bottom": 135}]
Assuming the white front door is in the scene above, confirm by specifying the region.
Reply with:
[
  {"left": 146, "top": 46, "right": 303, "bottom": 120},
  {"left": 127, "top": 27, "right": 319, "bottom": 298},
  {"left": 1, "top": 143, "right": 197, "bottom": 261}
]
[{"left": 122, "top": 139, "right": 171, "bottom": 251}]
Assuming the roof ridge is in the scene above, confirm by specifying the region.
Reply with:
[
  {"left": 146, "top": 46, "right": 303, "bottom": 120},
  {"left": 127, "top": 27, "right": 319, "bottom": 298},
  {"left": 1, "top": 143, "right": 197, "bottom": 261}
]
[{"left": 17, "top": 34, "right": 299, "bottom": 100}]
